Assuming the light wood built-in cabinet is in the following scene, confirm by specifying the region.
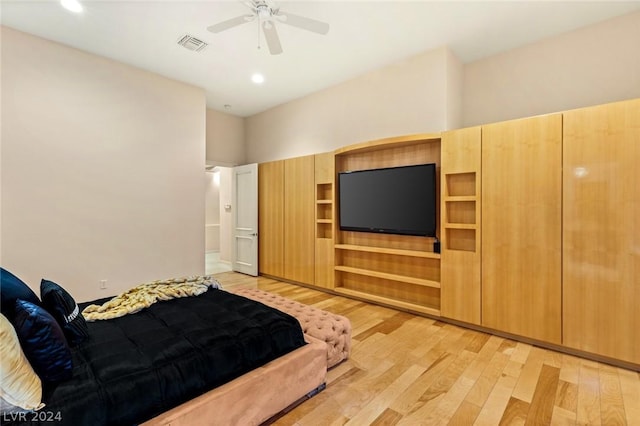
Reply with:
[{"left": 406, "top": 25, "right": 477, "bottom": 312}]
[
  {"left": 283, "top": 155, "right": 315, "bottom": 285},
  {"left": 562, "top": 98, "right": 640, "bottom": 365},
  {"left": 258, "top": 160, "right": 284, "bottom": 277},
  {"left": 481, "top": 114, "right": 563, "bottom": 344},
  {"left": 333, "top": 134, "right": 442, "bottom": 316},
  {"left": 440, "top": 127, "right": 482, "bottom": 325},
  {"left": 258, "top": 156, "right": 315, "bottom": 286},
  {"left": 257, "top": 98, "right": 640, "bottom": 370},
  {"left": 314, "top": 152, "right": 335, "bottom": 289}
]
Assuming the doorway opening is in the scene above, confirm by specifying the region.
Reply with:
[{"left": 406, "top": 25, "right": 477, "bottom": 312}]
[{"left": 205, "top": 166, "right": 233, "bottom": 275}]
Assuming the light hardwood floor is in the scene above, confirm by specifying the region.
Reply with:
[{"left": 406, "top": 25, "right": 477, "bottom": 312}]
[{"left": 214, "top": 272, "right": 640, "bottom": 426}]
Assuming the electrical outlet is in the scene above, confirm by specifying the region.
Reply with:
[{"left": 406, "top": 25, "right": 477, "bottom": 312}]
[{"left": 100, "top": 279, "right": 107, "bottom": 290}]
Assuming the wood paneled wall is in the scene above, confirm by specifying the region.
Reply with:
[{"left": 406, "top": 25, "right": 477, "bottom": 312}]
[
  {"left": 284, "top": 155, "right": 316, "bottom": 285},
  {"left": 563, "top": 98, "right": 640, "bottom": 364},
  {"left": 258, "top": 161, "right": 284, "bottom": 277},
  {"left": 258, "top": 99, "right": 640, "bottom": 368},
  {"left": 440, "top": 126, "right": 482, "bottom": 325},
  {"left": 481, "top": 114, "right": 562, "bottom": 344}
]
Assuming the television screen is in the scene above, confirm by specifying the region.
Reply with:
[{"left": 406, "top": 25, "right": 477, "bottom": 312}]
[{"left": 338, "top": 163, "right": 437, "bottom": 237}]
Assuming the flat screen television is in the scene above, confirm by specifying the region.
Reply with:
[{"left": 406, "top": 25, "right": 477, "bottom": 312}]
[{"left": 338, "top": 163, "right": 437, "bottom": 237}]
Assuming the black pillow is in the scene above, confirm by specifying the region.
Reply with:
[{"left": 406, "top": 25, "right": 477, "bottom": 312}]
[
  {"left": 1, "top": 268, "right": 41, "bottom": 322},
  {"left": 40, "top": 279, "right": 89, "bottom": 346},
  {"left": 13, "top": 299, "right": 73, "bottom": 382}
]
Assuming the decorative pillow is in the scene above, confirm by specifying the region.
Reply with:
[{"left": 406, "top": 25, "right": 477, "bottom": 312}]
[
  {"left": 1, "top": 268, "right": 40, "bottom": 322},
  {"left": 0, "top": 313, "right": 44, "bottom": 411},
  {"left": 40, "top": 279, "right": 89, "bottom": 346},
  {"left": 13, "top": 299, "right": 73, "bottom": 382}
]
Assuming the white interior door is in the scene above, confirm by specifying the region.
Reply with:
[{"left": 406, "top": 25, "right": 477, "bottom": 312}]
[{"left": 232, "top": 163, "right": 258, "bottom": 276}]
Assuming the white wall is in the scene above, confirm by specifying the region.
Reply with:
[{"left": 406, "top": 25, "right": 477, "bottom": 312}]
[
  {"left": 1, "top": 27, "right": 206, "bottom": 302},
  {"left": 245, "top": 46, "right": 462, "bottom": 164},
  {"left": 445, "top": 49, "right": 464, "bottom": 131},
  {"left": 244, "top": 12, "right": 640, "bottom": 164},
  {"left": 217, "top": 167, "right": 233, "bottom": 263},
  {"left": 206, "top": 108, "right": 245, "bottom": 166},
  {"left": 463, "top": 11, "right": 640, "bottom": 127}
]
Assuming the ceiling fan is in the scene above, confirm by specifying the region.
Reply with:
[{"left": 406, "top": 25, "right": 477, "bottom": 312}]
[{"left": 207, "top": 0, "right": 330, "bottom": 55}]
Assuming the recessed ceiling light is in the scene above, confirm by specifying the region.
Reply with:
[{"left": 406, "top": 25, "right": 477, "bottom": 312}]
[
  {"left": 61, "top": 0, "right": 83, "bottom": 13},
  {"left": 251, "top": 73, "right": 265, "bottom": 85}
]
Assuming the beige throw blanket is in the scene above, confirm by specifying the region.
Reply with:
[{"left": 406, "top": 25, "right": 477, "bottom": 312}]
[{"left": 82, "top": 275, "right": 221, "bottom": 321}]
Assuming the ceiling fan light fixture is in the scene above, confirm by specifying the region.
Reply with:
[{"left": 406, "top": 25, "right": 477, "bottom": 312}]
[
  {"left": 256, "top": 5, "right": 271, "bottom": 20},
  {"left": 207, "top": 0, "right": 329, "bottom": 55}
]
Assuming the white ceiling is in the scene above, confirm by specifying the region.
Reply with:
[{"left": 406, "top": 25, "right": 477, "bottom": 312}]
[{"left": 2, "top": 1, "right": 639, "bottom": 117}]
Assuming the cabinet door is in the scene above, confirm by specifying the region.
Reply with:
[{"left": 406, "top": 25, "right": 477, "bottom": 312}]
[
  {"left": 482, "top": 114, "right": 562, "bottom": 343},
  {"left": 440, "top": 126, "right": 481, "bottom": 324},
  {"left": 284, "top": 155, "right": 315, "bottom": 285},
  {"left": 258, "top": 161, "right": 284, "bottom": 277},
  {"left": 563, "top": 99, "right": 640, "bottom": 364}
]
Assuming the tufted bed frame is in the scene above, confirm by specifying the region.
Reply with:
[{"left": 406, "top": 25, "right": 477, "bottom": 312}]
[{"left": 142, "top": 288, "right": 351, "bottom": 426}]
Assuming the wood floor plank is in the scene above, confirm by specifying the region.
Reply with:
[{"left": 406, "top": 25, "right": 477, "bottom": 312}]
[
  {"left": 524, "top": 364, "right": 560, "bottom": 425},
  {"left": 399, "top": 350, "right": 476, "bottom": 424},
  {"left": 370, "top": 408, "right": 403, "bottom": 426},
  {"left": 555, "top": 379, "right": 578, "bottom": 413},
  {"left": 327, "top": 363, "right": 362, "bottom": 386},
  {"left": 503, "top": 359, "right": 525, "bottom": 380},
  {"left": 464, "top": 350, "right": 510, "bottom": 408},
  {"left": 448, "top": 401, "right": 482, "bottom": 426},
  {"left": 576, "top": 360, "right": 602, "bottom": 425},
  {"left": 599, "top": 365, "right": 627, "bottom": 426},
  {"left": 550, "top": 406, "right": 577, "bottom": 425},
  {"left": 345, "top": 364, "right": 425, "bottom": 425},
  {"left": 498, "top": 339, "right": 518, "bottom": 356},
  {"left": 544, "top": 349, "right": 564, "bottom": 369},
  {"left": 369, "top": 318, "right": 440, "bottom": 363},
  {"left": 510, "top": 342, "right": 532, "bottom": 364},
  {"left": 351, "top": 317, "right": 385, "bottom": 341},
  {"left": 210, "top": 273, "right": 640, "bottom": 426},
  {"left": 618, "top": 367, "right": 640, "bottom": 426},
  {"left": 465, "top": 332, "right": 491, "bottom": 353},
  {"left": 511, "top": 346, "right": 547, "bottom": 403},
  {"left": 498, "top": 396, "right": 529, "bottom": 426},
  {"left": 473, "top": 369, "right": 519, "bottom": 426},
  {"left": 389, "top": 351, "right": 457, "bottom": 415},
  {"left": 559, "top": 354, "right": 582, "bottom": 385}
]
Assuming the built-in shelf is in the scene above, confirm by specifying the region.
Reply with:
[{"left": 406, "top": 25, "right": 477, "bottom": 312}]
[
  {"left": 333, "top": 134, "right": 442, "bottom": 317},
  {"left": 335, "top": 266, "right": 440, "bottom": 289},
  {"left": 316, "top": 182, "right": 333, "bottom": 240},
  {"left": 443, "top": 223, "right": 476, "bottom": 230},
  {"left": 335, "top": 244, "right": 440, "bottom": 259},
  {"left": 445, "top": 172, "right": 476, "bottom": 197},
  {"left": 333, "top": 288, "right": 441, "bottom": 317},
  {"left": 443, "top": 171, "right": 478, "bottom": 253},
  {"left": 444, "top": 196, "right": 476, "bottom": 202}
]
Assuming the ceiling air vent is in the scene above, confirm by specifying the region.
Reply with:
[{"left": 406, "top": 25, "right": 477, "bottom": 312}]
[{"left": 178, "top": 35, "right": 208, "bottom": 52}]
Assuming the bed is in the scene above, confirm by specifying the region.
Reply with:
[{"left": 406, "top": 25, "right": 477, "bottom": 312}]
[{"left": 2, "top": 283, "right": 327, "bottom": 426}]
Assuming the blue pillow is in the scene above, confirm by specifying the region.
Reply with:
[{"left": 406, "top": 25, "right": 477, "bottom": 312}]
[
  {"left": 1, "top": 268, "right": 41, "bottom": 322},
  {"left": 13, "top": 299, "right": 73, "bottom": 382},
  {"left": 40, "top": 279, "right": 89, "bottom": 346}
]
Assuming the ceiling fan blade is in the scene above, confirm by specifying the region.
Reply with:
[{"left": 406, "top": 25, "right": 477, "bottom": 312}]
[
  {"left": 207, "top": 14, "right": 254, "bottom": 33},
  {"left": 262, "top": 21, "right": 283, "bottom": 55},
  {"left": 276, "top": 11, "right": 329, "bottom": 35}
]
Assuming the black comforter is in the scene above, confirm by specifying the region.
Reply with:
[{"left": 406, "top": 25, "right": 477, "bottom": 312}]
[{"left": 7, "top": 288, "right": 305, "bottom": 426}]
